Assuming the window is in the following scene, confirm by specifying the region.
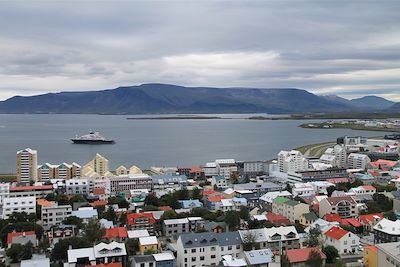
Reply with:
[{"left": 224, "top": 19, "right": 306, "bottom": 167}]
[
  {"left": 191, "top": 249, "right": 196, "bottom": 253},
  {"left": 200, "top": 256, "right": 205, "bottom": 261},
  {"left": 228, "top": 246, "right": 232, "bottom": 250},
  {"left": 211, "top": 255, "right": 216, "bottom": 259},
  {"left": 191, "top": 257, "right": 196, "bottom": 261}
]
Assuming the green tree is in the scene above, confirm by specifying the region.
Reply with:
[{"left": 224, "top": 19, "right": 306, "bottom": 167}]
[
  {"left": 192, "top": 187, "right": 202, "bottom": 200},
  {"left": 51, "top": 237, "right": 91, "bottom": 262},
  {"left": 144, "top": 248, "right": 158, "bottom": 255},
  {"left": 142, "top": 205, "right": 159, "bottom": 212},
  {"left": 101, "top": 206, "right": 117, "bottom": 222},
  {"left": 305, "top": 228, "right": 321, "bottom": 247},
  {"left": 83, "top": 219, "right": 105, "bottom": 244},
  {"left": 176, "top": 187, "right": 190, "bottom": 200},
  {"left": 241, "top": 231, "right": 258, "bottom": 251},
  {"left": 225, "top": 211, "right": 240, "bottom": 231},
  {"left": 70, "top": 194, "right": 87, "bottom": 204},
  {"left": 125, "top": 238, "right": 139, "bottom": 256},
  {"left": 161, "top": 210, "right": 180, "bottom": 220},
  {"left": 285, "top": 183, "right": 292, "bottom": 193},
  {"left": 6, "top": 244, "right": 24, "bottom": 263},
  {"left": 62, "top": 216, "right": 83, "bottom": 229},
  {"left": 384, "top": 210, "right": 397, "bottom": 221},
  {"left": 239, "top": 206, "right": 250, "bottom": 221},
  {"left": 327, "top": 186, "right": 336, "bottom": 197},
  {"left": 281, "top": 254, "right": 291, "bottom": 267},
  {"left": 21, "top": 241, "right": 33, "bottom": 260},
  {"left": 144, "top": 194, "right": 160, "bottom": 206},
  {"left": 306, "top": 250, "right": 323, "bottom": 267},
  {"left": 323, "top": 245, "right": 339, "bottom": 263}
]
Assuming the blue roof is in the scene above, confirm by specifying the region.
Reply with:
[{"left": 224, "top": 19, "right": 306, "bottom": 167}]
[{"left": 179, "top": 199, "right": 203, "bottom": 209}]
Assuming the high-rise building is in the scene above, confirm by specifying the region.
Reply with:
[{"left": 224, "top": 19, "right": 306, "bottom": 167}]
[
  {"left": 81, "top": 153, "right": 112, "bottom": 177},
  {"left": 277, "top": 150, "right": 308, "bottom": 173},
  {"left": 16, "top": 148, "right": 38, "bottom": 183}
]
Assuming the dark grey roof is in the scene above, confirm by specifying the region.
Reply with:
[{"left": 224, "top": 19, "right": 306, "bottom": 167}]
[
  {"left": 233, "top": 182, "right": 283, "bottom": 191},
  {"left": 180, "top": 231, "right": 241, "bottom": 248},
  {"left": 133, "top": 255, "right": 154, "bottom": 263}
]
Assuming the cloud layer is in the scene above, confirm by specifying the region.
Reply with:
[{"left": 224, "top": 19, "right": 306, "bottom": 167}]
[{"left": 0, "top": 1, "right": 399, "bottom": 100}]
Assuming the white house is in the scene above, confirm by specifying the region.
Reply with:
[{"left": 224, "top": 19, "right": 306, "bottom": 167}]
[
  {"left": 323, "top": 226, "right": 360, "bottom": 254},
  {"left": 278, "top": 150, "right": 308, "bottom": 173},
  {"left": 1, "top": 196, "right": 36, "bottom": 219},
  {"left": 292, "top": 183, "right": 315, "bottom": 197},
  {"left": 348, "top": 153, "right": 371, "bottom": 170}
]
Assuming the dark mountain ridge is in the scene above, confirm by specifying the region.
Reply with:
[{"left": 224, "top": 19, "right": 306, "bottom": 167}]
[{"left": 0, "top": 83, "right": 396, "bottom": 114}]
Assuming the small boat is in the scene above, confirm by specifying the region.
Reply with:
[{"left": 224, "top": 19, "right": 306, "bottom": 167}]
[{"left": 71, "top": 131, "right": 114, "bottom": 144}]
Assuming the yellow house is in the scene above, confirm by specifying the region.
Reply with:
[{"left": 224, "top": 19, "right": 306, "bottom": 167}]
[
  {"left": 139, "top": 236, "right": 159, "bottom": 254},
  {"left": 299, "top": 212, "right": 318, "bottom": 227},
  {"left": 364, "top": 245, "right": 377, "bottom": 267}
]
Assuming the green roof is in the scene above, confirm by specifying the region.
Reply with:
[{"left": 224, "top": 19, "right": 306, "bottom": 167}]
[
  {"left": 303, "top": 212, "right": 318, "bottom": 221},
  {"left": 273, "top": 196, "right": 290, "bottom": 204}
]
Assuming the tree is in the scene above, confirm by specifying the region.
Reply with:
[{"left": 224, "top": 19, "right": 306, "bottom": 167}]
[
  {"left": 305, "top": 228, "right": 321, "bottom": 247},
  {"left": 6, "top": 244, "right": 24, "bottom": 263},
  {"left": 323, "top": 245, "right": 339, "bottom": 263},
  {"left": 34, "top": 223, "right": 44, "bottom": 240},
  {"left": 281, "top": 254, "right": 291, "bottom": 267},
  {"left": 102, "top": 206, "right": 117, "bottom": 222},
  {"left": 83, "top": 219, "right": 105, "bottom": 244},
  {"left": 242, "top": 231, "right": 258, "bottom": 251},
  {"left": 161, "top": 210, "right": 180, "bottom": 220},
  {"left": 21, "top": 241, "right": 33, "bottom": 260},
  {"left": 225, "top": 211, "right": 240, "bottom": 231},
  {"left": 142, "top": 205, "right": 159, "bottom": 212},
  {"left": 192, "top": 187, "right": 202, "bottom": 200},
  {"left": 125, "top": 238, "right": 139, "bottom": 256},
  {"left": 238, "top": 206, "right": 250, "bottom": 221},
  {"left": 176, "top": 187, "right": 190, "bottom": 200},
  {"left": 51, "top": 237, "right": 91, "bottom": 262},
  {"left": 62, "top": 216, "right": 83, "bottom": 229},
  {"left": 327, "top": 186, "right": 336, "bottom": 197},
  {"left": 285, "top": 183, "right": 292, "bottom": 193},
  {"left": 306, "top": 250, "right": 323, "bottom": 267},
  {"left": 384, "top": 210, "right": 397, "bottom": 221},
  {"left": 144, "top": 194, "right": 160, "bottom": 206},
  {"left": 144, "top": 248, "right": 158, "bottom": 255}
]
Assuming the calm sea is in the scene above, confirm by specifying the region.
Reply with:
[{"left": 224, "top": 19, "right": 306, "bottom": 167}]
[{"left": 0, "top": 114, "right": 390, "bottom": 173}]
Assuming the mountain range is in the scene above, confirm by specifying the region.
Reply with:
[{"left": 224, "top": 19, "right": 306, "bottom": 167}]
[{"left": 0, "top": 83, "right": 397, "bottom": 114}]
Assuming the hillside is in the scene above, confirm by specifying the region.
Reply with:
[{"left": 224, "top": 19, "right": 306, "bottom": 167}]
[{"left": 0, "top": 83, "right": 393, "bottom": 114}]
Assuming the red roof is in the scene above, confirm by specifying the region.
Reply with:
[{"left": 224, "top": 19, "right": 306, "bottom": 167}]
[
  {"left": 361, "top": 185, "right": 376, "bottom": 191},
  {"left": 127, "top": 213, "right": 156, "bottom": 225},
  {"left": 324, "top": 226, "right": 348, "bottom": 240},
  {"left": 370, "top": 159, "right": 397, "bottom": 168},
  {"left": 202, "top": 189, "right": 217, "bottom": 196},
  {"left": 365, "top": 245, "right": 378, "bottom": 253},
  {"left": 158, "top": 206, "right": 172, "bottom": 211},
  {"left": 37, "top": 198, "right": 55, "bottom": 207},
  {"left": 266, "top": 212, "right": 291, "bottom": 226},
  {"left": 286, "top": 247, "right": 326, "bottom": 263},
  {"left": 358, "top": 213, "right": 383, "bottom": 225},
  {"left": 325, "top": 213, "right": 342, "bottom": 223},
  {"left": 85, "top": 263, "right": 122, "bottom": 267},
  {"left": 326, "top": 178, "right": 350, "bottom": 184},
  {"left": 104, "top": 227, "right": 128, "bottom": 239},
  {"left": 90, "top": 200, "right": 108, "bottom": 207},
  {"left": 7, "top": 231, "right": 36, "bottom": 244},
  {"left": 93, "top": 188, "right": 105, "bottom": 195},
  {"left": 208, "top": 195, "right": 223, "bottom": 202},
  {"left": 10, "top": 185, "right": 53, "bottom": 192},
  {"left": 190, "top": 166, "right": 203, "bottom": 173},
  {"left": 341, "top": 218, "right": 362, "bottom": 228}
]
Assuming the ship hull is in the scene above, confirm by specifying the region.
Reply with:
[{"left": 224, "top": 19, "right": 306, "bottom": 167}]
[{"left": 71, "top": 139, "right": 115, "bottom": 144}]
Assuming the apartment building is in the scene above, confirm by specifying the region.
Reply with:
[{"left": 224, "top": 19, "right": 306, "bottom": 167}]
[
  {"left": 348, "top": 153, "right": 371, "bottom": 170},
  {"left": 176, "top": 232, "right": 242, "bottom": 267},
  {"left": 81, "top": 153, "right": 113, "bottom": 177},
  {"left": 66, "top": 179, "right": 89, "bottom": 195},
  {"left": 239, "top": 226, "right": 300, "bottom": 253},
  {"left": 38, "top": 162, "right": 81, "bottom": 181},
  {"left": 16, "top": 148, "right": 38, "bottom": 183},
  {"left": 9, "top": 185, "right": 54, "bottom": 198},
  {"left": 320, "top": 145, "right": 347, "bottom": 168},
  {"left": 376, "top": 242, "right": 400, "bottom": 267},
  {"left": 292, "top": 183, "right": 315, "bottom": 197},
  {"left": 2, "top": 196, "right": 36, "bottom": 219},
  {"left": 242, "top": 161, "right": 268, "bottom": 177},
  {"left": 0, "top": 183, "right": 10, "bottom": 205},
  {"left": 272, "top": 197, "right": 309, "bottom": 223},
  {"left": 132, "top": 253, "right": 175, "bottom": 267},
  {"left": 152, "top": 174, "right": 188, "bottom": 190},
  {"left": 233, "top": 182, "right": 283, "bottom": 198},
  {"left": 374, "top": 218, "right": 400, "bottom": 244},
  {"left": 323, "top": 226, "right": 360, "bottom": 254},
  {"left": 127, "top": 213, "right": 156, "bottom": 235},
  {"left": 215, "top": 159, "right": 238, "bottom": 180},
  {"left": 163, "top": 217, "right": 204, "bottom": 237},
  {"left": 66, "top": 241, "right": 127, "bottom": 267},
  {"left": 41, "top": 203, "right": 72, "bottom": 229},
  {"left": 277, "top": 150, "right": 308, "bottom": 173},
  {"left": 107, "top": 174, "right": 153, "bottom": 194},
  {"left": 319, "top": 196, "right": 358, "bottom": 219}
]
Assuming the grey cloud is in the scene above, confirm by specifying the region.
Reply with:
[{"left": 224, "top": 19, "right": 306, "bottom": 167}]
[{"left": 0, "top": 1, "right": 399, "bottom": 100}]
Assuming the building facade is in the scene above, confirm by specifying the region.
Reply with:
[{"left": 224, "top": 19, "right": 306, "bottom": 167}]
[{"left": 16, "top": 148, "right": 38, "bottom": 183}]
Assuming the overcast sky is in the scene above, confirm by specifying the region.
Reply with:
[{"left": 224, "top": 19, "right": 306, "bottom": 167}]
[{"left": 0, "top": 1, "right": 399, "bottom": 101}]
